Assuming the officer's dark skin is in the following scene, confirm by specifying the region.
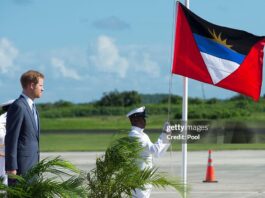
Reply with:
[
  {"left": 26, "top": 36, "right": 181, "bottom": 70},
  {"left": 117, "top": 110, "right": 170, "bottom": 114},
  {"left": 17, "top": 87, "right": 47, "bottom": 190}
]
[{"left": 129, "top": 116, "right": 146, "bottom": 129}]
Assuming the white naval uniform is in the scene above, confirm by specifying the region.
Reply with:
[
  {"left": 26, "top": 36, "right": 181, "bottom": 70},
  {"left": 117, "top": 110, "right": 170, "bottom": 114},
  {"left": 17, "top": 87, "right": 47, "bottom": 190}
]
[
  {"left": 129, "top": 126, "right": 170, "bottom": 198},
  {"left": 0, "top": 113, "right": 7, "bottom": 185}
]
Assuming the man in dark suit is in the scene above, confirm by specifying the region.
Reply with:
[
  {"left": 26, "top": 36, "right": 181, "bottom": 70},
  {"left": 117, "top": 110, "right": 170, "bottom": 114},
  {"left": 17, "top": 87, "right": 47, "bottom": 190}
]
[{"left": 5, "top": 70, "right": 44, "bottom": 184}]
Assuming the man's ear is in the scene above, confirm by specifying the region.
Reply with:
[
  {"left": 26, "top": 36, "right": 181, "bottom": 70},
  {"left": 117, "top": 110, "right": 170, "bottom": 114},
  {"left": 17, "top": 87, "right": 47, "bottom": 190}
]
[{"left": 29, "top": 82, "right": 35, "bottom": 90}]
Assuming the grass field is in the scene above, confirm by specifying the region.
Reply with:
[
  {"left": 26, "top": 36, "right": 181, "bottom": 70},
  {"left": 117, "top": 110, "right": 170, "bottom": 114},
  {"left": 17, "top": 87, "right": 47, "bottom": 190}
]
[
  {"left": 39, "top": 115, "right": 265, "bottom": 151},
  {"left": 40, "top": 115, "right": 171, "bottom": 130},
  {"left": 40, "top": 132, "right": 265, "bottom": 152},
  {"left": 41, "top": 116, "right": 133, "bottom": 130},
  {"left": 41, "top": 115, "right": 265, "bottom": 130}
]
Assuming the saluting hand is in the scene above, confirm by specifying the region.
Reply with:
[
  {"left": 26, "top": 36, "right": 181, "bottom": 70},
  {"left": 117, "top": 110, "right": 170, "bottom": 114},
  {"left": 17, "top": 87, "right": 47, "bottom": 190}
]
[{"left": 163, "top": 121, "right": 171, "bottom": 134}]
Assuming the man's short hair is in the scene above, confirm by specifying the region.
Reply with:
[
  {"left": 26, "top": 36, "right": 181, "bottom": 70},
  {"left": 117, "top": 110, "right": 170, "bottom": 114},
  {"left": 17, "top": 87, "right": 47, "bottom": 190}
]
[{"left": 20, "top": 70, "right": 44, "bottom": 89}]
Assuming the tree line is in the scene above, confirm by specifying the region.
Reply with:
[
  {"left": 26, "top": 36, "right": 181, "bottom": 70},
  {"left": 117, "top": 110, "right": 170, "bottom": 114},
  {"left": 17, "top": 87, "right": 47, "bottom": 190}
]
[
  {"left": 36, "top": 90, "right": 257, "bottom": 108},
  {"left": 26, "top": 90, "right": 265, "bottom": 119}
]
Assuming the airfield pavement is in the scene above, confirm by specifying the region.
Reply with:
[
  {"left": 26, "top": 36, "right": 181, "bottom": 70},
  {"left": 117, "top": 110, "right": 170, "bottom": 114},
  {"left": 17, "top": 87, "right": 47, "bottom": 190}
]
[{"left": 41, "top": 150, "right": 265, "bottom": 198}]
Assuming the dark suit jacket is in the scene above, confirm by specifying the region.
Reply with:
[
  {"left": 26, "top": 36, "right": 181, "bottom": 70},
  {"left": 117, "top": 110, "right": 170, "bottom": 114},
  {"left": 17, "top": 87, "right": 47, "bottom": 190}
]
[{"left": 5, "top": 95, "right": 40, "bottom": 175}]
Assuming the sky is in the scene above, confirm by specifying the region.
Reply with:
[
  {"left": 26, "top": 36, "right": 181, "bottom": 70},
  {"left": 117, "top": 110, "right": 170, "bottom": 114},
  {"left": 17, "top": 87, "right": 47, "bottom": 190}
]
[{"left": 0, "top": 0, "right": 264, "bottom": 103}]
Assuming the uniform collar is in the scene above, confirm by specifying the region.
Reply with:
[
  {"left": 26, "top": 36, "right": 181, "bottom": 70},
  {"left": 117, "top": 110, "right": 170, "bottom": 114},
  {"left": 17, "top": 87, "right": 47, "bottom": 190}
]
[{"left": 131, "top": 126, "right": 144, "bottom": 133}]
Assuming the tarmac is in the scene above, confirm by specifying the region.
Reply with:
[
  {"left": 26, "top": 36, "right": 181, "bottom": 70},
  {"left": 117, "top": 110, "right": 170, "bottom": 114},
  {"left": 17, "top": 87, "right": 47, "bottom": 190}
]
[{"left": 41, "top": 150, "right": 265, "bottom": 198}]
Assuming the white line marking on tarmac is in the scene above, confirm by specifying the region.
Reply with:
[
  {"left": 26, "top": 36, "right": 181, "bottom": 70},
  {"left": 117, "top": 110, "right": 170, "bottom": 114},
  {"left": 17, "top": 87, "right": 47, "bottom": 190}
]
[{"left": 152, "top": 191, "right": 265, "bottom": 194}]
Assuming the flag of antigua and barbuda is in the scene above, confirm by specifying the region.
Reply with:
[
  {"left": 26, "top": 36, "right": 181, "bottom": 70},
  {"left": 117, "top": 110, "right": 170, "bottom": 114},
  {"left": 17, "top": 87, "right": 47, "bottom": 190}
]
[{"left": 172, "top": 1, "right": 265, "bottom": 101}]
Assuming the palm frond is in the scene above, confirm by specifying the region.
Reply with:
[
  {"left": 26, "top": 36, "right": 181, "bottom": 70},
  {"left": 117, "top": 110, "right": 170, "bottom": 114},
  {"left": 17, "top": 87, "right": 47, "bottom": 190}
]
[
  {"left": 87, "top": 136, "right": 185, "bottom": 197},
  {"left": 139, "top": 168, "right": 185, "bottom": 196},
  {"left": 58, "top": 173, "right": 87, "bottom": 198},
  {"left": 24, "top": 156, "right": 79, "bottom": 181},
  {"left": 0, "top": 157, "right": 87, "bottom": 198},
  {"left": 0, "top": 181, "right": 29, "bottom": 198}
]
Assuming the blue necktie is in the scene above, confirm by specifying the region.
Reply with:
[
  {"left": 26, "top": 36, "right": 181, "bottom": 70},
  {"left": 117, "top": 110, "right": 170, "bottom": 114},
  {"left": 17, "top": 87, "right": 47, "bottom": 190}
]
[{"left": 32, "top": 103, "right": 38, "bottom": 129}]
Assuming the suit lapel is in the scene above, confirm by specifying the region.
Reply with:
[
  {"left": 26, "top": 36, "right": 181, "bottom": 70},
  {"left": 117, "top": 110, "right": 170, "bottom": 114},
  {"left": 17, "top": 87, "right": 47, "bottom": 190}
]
[{"left": 20, "top": 96, "right": 39, "bottom": 135}]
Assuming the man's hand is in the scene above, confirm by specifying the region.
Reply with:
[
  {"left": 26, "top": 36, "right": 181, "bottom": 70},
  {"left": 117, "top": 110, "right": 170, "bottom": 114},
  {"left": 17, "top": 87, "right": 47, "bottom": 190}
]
[
  {"left": 6, "top": 170, "right": 17, "bottom": 175},
  {"left": 163, "top": 121, "right": 171, "bottom": 134}
]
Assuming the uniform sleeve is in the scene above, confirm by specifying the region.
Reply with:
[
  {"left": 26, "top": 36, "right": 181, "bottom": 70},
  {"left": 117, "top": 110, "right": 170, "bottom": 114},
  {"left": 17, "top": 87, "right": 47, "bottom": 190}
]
[
  {"left": 145, "top": 133, "right": 170, "bottom": 158},
  {"left": 0, "top": 117, "right": 6, "bottom": 145},
  {"left": 5, "top": 103, "right": 24, "bottom": 171},
  {"left": 129, "top": 131, "right": 170, "bottom": 158}
]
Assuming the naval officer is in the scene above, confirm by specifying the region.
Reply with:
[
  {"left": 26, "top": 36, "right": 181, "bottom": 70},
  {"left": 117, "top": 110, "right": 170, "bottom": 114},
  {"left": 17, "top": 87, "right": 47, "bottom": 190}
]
[
  {"left": 127, "top": 106, "right": 171, "bottom": 198},
  {"left": 0, "top": 100, "right": 15, "bottom": 185}
]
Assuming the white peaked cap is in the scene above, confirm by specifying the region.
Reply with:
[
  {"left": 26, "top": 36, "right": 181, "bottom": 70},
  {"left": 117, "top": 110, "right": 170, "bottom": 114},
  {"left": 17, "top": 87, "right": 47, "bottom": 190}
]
[
  {"left": 0, "top": 99, "right": 15, "bottom": 108},
  {"left": 126, "top": 106, "right": 146, "bottom": 118}
]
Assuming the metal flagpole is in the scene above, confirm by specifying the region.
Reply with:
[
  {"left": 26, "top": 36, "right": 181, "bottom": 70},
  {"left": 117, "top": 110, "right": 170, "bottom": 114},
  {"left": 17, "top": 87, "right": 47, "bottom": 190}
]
[
  {"left": 182, "top": 77, "right": 188, "bottom": 197},
  {"left": 182, "top": 0, "right": 189, "bottom": 196}
]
